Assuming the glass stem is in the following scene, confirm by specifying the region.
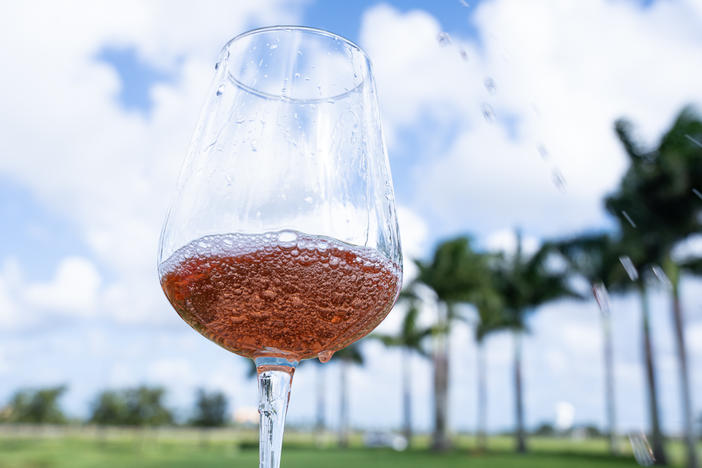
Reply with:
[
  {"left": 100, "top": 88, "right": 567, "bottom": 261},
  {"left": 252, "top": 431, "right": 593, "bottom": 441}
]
[{"left": 255, "top": 357, "right": 297, "bottom": 468}]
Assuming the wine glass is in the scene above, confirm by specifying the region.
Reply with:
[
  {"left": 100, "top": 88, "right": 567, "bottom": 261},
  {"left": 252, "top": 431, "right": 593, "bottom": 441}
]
[{"left": 157, "top": 26, "right": 402, "bottom": 467}]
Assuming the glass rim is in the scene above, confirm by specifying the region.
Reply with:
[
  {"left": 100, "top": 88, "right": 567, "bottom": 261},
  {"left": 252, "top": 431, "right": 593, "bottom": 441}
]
[{"left": 221, "top": 25, "right": 372, "bottom": 104}]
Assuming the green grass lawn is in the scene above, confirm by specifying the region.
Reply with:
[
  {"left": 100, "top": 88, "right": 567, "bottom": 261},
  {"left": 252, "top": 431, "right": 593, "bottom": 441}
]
[{"left": 0, "top": 430, "right": 691, "bottom": 468}]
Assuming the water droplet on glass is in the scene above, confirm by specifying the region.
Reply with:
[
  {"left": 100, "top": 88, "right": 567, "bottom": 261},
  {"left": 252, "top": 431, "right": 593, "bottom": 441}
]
[
  {"left": 437, "top": 32, "right": 451, "bottom": 47},
  {"left": 269, "top": 43, "right": 278, "bottom": 50},
  {"left": 216, "top": 85, "right": 224, "bottom": 96},
  {"left": 294, "top": 72, "right": 301, "bottom": 79},
  {"left": 552, "top": 168, "right": 567, "bottom": 192},
  {"left": 629, "top": 432, "right": 655, "bottom": 466},
  {"left": 304, "top": 196, "right": 313, "bottom": 204},
  {"left": 459, "top": 49, "right": 469, "bottom": 61},
  {"left": 250, "top": 140, "right": 257, "bottom": 152},
  {"left": 593, "top": 283, "right": 610, "bottom": 316},
  {"left": 481, "top": 103, "right": 495, "bottom": 122},
  {"left": 621, "top": 210, "right": 637, "bottom": 228},
  {"left": 484, "top": 77, "right": 497, "bottom": 95},
  {"left": 651, "top": 265, "right": 672, "bottom": 289},
  {"left": 685, "top": 134, "right": 702, "bottom": 148},
  {"left": 214, "top": 61, "right": 220, "bottom": 70},
  {"left": 619, "top": 256, "right": 639, "bottom": 281},
  {"left": 297, "top": 50, "right": 303, "bottom": 56},
  {"left": 693, "top": 188, "right": 702, "bottom": 200},
  {"left": 318, "top": 350, "right": 334, "bottom": 363}
]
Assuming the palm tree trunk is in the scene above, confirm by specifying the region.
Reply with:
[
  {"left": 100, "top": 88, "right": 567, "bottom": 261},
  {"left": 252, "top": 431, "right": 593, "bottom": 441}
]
[
  {"left": 432, "top": 303, "right": 450, "bottom": 452},
  {"left": 316, "top": 363, "right": 326, "bottom": 441},
  {"left": 666, "top": 262, "right": 699, "bottom": 468},
  {"left": 477, "top": 341, "right": 487, "bottom": 452},
  {"left": 513, "top": 330, "right": 527, "bottom": 453},
  {"left": 639, "top": 284, "right": 668, "bottom": 465},
  {"left": 401, "top": 347, "right": 412, "bottom": 447},
  {"left": 594, "top": 283, "right": 618, "bottom": 455},
  {"left": 338, "top": 359, "right": 349, "bottom": 448}
]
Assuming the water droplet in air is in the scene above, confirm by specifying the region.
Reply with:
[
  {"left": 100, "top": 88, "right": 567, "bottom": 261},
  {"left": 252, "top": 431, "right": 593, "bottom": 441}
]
[
  {"left": 621, "top": 210, "right": 637, "bottom": 228},
  {"left": 685, "top": 134, "right": 702, "bottom": 148},
  {"left": 619, "top": 256, "right": 639, "bottom": 281},
  {"left": 629, "top": 432, "right": 655, "bottom": 466},
  {"left": 537, "top": 144, "right": 549, "bottom": 159},
  {"left": 216, "top": 85, "right": 224, "bottom": 96},
  {"left": 692, "top": 188, "right": 702, "bottom": 200},
  {"left": 318, "top": 350, "right": 334, "bottom": 363},
  {"left": 437, "top": 32, "right": 451, "bottom": 47},
  {"left": 651, "top": 265, "right": 672, "bottom": 289},
  {"left": 593, "top": 283, "right": 610, "bottom": 316},
  {"left": 481, "top": 103, "right": 495, "bottom": 122},
  {"left": 552, "top": 168, "right": 567, "bottom": 192},
  {"left": 484, "top": 77, "right": 497, "bottom": 95}
]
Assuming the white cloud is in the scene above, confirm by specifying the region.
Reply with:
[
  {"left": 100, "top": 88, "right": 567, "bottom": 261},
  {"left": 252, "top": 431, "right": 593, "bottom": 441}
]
[
  {"left": 484, "top": 228, "right": 539, "bottom": 256},
  {"left": 24, "top": 257, "right": 101, "bottom": 315},
  {"left": 360, "top": 0, "right": 702, "bottom": 237},
  {"left": 0, "top": 0, "right": 307, "bottom": 328}
]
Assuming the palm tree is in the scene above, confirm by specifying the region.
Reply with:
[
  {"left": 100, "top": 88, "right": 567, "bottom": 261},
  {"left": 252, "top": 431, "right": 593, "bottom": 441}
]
[
  {"left": 549, "top": 232, "right": 626, "bottom": 455},
  {"left": 415, "top": 236, "right": 494, "bottom": 452},
  {"left": 606, "top": 107, "right": 702, "bottom": 467},
  {"left": 473, "top": 287, "right": 507, "bottom": 452},
  {"left": 371, "top": 288, "right": 431, "bottom": 447},
  {"left": 334, "top": 343, "right": 364, "bottom": 448},
  {"left": 491, "top": 230, "right": 579, "bottom": 453}
]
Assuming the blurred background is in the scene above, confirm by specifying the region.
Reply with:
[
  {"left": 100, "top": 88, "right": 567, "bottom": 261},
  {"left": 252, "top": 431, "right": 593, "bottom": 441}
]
[{"left": 1, "top": 0, "right": 701, "bottom": 467}]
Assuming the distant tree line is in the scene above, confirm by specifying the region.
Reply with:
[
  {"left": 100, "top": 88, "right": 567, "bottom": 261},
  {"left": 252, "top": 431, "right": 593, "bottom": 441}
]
[{"left": 0, "top": 386, "right": 228, "bottom": 428}]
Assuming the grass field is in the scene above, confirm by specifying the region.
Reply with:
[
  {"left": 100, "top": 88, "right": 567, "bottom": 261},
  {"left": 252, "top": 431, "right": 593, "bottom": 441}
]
[{"left": 0, "top": 428, "right": 693, "bottom": 468}]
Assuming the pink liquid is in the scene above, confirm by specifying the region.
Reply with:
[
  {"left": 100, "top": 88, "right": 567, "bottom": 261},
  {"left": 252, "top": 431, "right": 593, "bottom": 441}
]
[{"left": 159, "top": 231, "right": 401, "bottom": 361}]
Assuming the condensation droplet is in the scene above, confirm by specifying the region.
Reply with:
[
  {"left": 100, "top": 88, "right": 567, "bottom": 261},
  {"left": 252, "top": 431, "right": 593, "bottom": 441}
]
[
  {"left": 294, "top": 72, "right": 301, "bottom": 79},
  {"left": 318, "top": 350, "right": 334, "bottom": 363},
  {"left": 269, "top": 43, "right": 278, "bottom": 50},
  {"left": 619, "top": 256, "right": 639, "bottom": 281},
  {"left": 214, "top": 61, "right": 220, "bottom": 70},
  {"left": 685, "top": 134, "right": 702, "bottom": 148},
  {"left": 484, "top": 77, "right": 497, "bottom": 95},
  {"left": 621, "top": 210, "right": 637, "bottom": 228},
  {"left": 437, "top": 32, "right": 451, "bottom": 47},
  {"left": 216, "top": 85, "right": 224, "bottom": 96},
  {"left": 481, "top": 103, "right": 495, "bottom": 122}
]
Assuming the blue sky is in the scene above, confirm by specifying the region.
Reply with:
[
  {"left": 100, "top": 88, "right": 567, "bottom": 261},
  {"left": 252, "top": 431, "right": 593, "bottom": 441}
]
[{"left": 1, "top": 0, "right": 702, "bottom": 438}]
